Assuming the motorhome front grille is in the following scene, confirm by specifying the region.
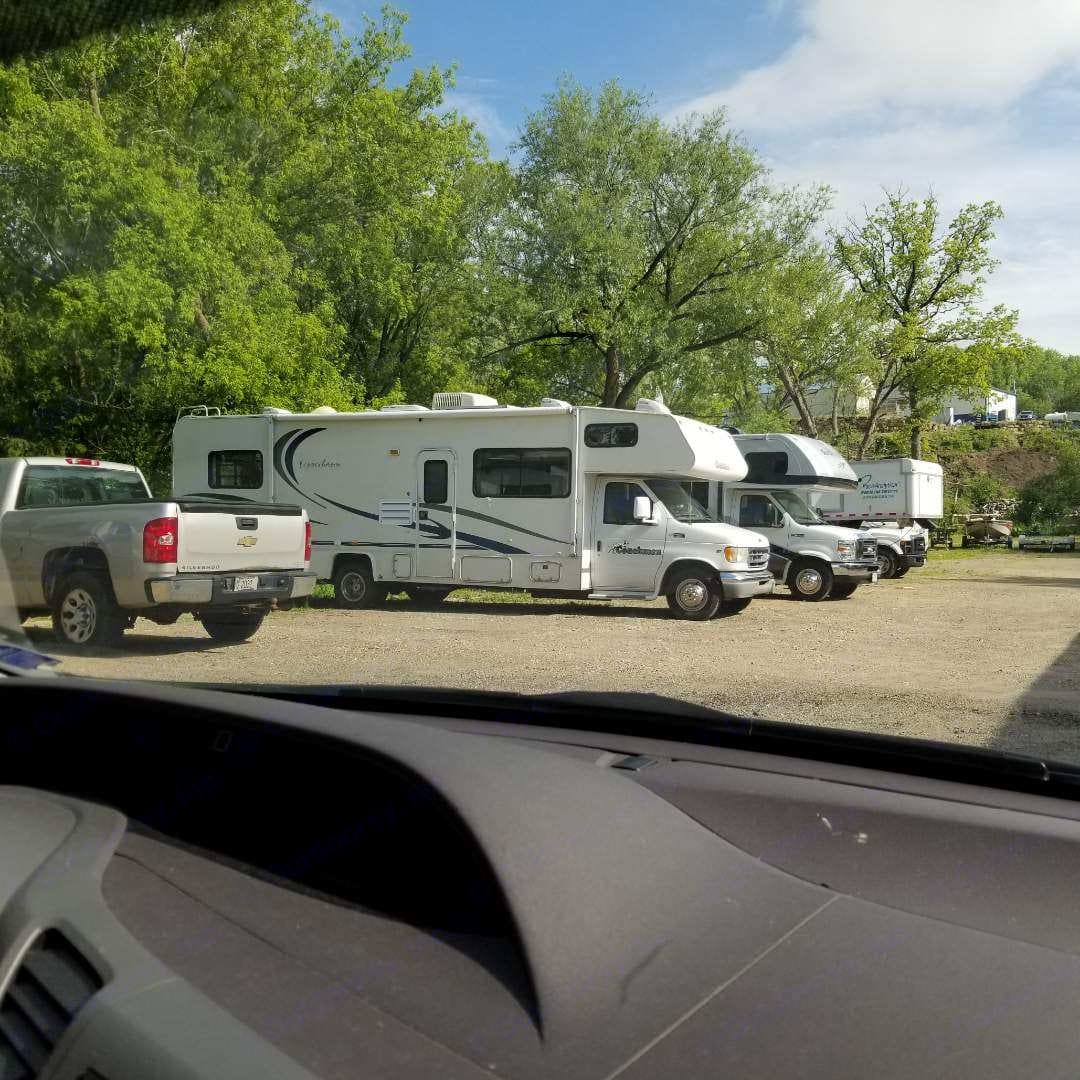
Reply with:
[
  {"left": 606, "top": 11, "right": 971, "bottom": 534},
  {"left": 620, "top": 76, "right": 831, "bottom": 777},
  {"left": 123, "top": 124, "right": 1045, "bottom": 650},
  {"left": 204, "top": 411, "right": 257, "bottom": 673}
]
[
  {"left": 913, "top": 536, "right": 926, "bottom": 554},
  {"left": 856, "top": 539, "right": 877, "bottom": 561},
  {"left": 748, "top": 549, "right": 769, "bottom": 569}
]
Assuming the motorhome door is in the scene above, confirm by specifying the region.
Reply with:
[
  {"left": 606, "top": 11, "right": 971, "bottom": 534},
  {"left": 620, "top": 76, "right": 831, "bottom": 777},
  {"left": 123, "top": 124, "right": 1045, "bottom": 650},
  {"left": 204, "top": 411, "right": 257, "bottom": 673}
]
[
  {"left": 415, "top": 450, "right": 457, "bottom": 578},
  {"left": 591, "top": 479, "right": 665, "bottom": 591}
]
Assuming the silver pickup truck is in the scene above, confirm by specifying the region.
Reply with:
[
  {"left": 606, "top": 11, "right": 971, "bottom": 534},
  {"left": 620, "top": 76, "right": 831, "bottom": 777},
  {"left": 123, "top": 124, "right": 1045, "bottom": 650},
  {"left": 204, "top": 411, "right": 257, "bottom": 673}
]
[{"left": 0, "top": 457, "right": 315, "bottom": 647}]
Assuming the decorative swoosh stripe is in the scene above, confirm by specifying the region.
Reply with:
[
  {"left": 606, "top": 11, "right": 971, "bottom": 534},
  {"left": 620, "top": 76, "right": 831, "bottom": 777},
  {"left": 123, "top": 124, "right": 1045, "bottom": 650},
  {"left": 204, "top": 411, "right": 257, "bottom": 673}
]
[
  {"left": 273, "top": 427, "right": 328, "bottom": 509},
  {"left": 422, "top": 503, "right": 569, "bottom": 545},
  {"left": 315, "top": 491, "right": 527, "bottom": 555}
]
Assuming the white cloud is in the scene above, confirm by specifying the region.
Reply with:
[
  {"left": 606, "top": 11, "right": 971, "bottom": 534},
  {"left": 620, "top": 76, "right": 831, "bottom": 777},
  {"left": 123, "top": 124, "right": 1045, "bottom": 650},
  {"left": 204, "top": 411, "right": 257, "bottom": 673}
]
[
  {"left": 443, "top": 90, "right": 513, "bottom": 151},
  {"left": 669, "top": 0, "right": 1080, "bottom": 351},
  {"left": 675, "top": 0, "right": 1080, "bottom": 131}
]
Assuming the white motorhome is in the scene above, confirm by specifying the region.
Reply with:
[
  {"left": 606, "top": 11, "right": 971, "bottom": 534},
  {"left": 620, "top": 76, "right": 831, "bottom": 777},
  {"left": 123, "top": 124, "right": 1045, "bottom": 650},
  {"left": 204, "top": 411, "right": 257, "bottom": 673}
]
[
  {"left": 812, "top": 458, "right": 943, "bottom": 578},
  {"left": 696, "top": 433, "right": 880, "bottom": 600},
  {"left": 171, "top": 395, "right": 773, "bottom": 620}
]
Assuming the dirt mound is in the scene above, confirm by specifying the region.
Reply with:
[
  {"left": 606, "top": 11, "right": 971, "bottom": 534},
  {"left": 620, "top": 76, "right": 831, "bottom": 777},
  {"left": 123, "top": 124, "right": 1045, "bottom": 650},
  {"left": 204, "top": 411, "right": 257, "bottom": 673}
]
[{"left": 953, "top": 449, "right": 1059, "bottom": 488}]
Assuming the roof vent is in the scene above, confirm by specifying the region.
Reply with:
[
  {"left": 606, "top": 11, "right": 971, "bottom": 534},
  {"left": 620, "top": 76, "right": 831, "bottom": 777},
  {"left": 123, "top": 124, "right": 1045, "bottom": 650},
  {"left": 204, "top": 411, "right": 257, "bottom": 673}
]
[
  {"left": 634, "top": 398, "right": 670, "bottom": 414},
  {"left": 540, "top": 397, "right": 572, "bottom": 408},
  {"left": 431, "top": 392, "right": 499, "bottom": 410},
  {"left": 310, "top": 405, "right": 338, "bottom": 415},
  {"left": 380, "top": 404, "right": 430, "bottom": 413},
  {"left": 261, "top": 406, "right": 291, "bottom": 416},
  {"left": 0, "top": 929, "right": 104, "bottom": 1078}
]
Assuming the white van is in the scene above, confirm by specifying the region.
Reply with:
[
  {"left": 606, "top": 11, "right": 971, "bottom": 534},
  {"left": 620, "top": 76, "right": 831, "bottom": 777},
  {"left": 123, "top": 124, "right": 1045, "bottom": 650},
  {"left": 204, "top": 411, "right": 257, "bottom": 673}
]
[
  {"left": 696, "top": 433, "right": 880, "bottom": 600},
  {"left": 171, "top": 395, "right": 773, "bottom": 620},
  {"left": 814, "top": 457, "right": 943, "bottom": 578}
]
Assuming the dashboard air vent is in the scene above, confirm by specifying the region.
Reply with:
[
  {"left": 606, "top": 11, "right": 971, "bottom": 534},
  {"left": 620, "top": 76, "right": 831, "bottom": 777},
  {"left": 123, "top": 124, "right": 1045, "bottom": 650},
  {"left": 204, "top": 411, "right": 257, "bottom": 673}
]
[{"left": 0, "top": 930, "right": 103, "bottom": 1079}]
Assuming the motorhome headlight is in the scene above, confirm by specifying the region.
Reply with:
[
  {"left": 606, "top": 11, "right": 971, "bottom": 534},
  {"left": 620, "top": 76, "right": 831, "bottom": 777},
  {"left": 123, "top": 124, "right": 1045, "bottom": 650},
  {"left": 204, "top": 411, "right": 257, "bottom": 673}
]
[
  {"left": 836, "top": 540, "right": 854, "bottom": 557},
  {"left": 722, "top": 546, "right": 750, "bottom": 564}
]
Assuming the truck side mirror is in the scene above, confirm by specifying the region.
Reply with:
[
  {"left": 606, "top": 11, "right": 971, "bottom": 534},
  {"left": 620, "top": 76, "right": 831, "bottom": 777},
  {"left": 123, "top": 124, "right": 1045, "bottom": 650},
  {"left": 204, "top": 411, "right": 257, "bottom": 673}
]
[{"left": 632, "top": 495, "right": 655, "bottom": 523}]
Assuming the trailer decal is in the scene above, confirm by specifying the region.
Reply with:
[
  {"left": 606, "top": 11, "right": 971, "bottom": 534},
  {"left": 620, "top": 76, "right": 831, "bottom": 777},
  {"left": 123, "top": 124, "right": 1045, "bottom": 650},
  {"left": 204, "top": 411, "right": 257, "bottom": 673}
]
[
  {"left": 313, "top": 490, "right": 530, "bottom": 556},
  {"left": 423, "top": 503, "right": 571, "bottom": 547},
  {"left": 273, "top": 427, "right": 329, "bottom": 509}
]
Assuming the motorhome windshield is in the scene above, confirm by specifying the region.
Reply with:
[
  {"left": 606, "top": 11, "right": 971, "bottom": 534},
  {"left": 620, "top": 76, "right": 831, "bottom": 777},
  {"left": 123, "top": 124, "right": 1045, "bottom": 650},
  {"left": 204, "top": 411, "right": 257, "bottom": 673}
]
[
  {"left": 772, "top": 490, "right": 824, "bottom": 526},
  {"left": 646, "top": 477, "right": 717, "bottom": 523}
]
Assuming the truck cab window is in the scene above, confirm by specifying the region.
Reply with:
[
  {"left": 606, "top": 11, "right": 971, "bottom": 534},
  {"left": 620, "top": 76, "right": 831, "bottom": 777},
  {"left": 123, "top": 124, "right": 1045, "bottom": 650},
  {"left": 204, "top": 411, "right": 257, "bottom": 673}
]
[
  {"left": 739, "top": 493, "right": 781, "bottom": 529},
  {"left": 604, "top": 482, "right": 647, "bottom": 524},
  {"left": 208, "top": 450, "right": 263, "bottom": 489},
  {"left": 423, "top": 459, "right": 448, "bottom": 505},
  {"left": 646, "top": 477, "right": 715, "bottom": 523},
  {"left": 771, "top": 490, "right": 823, "bottom": 526}
]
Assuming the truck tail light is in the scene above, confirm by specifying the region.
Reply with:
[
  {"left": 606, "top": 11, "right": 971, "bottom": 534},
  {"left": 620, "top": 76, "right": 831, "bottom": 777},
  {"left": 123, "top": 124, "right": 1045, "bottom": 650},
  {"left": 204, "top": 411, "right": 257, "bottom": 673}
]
[
  {"left": 143, "top": 517, "right": 178, "bottom": 563},
  {"left": 304, "top": 520, "right": 312, "bottom": 562},
  {"left": 64, "top": 457, "right": 100, "bottom": 466}
]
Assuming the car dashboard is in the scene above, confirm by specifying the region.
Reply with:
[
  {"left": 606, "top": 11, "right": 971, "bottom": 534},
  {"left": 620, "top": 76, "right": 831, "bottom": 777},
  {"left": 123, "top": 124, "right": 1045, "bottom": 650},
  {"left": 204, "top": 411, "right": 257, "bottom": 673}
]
[{"left": 2, "top": 678, "right": 1080, "bottom": 1079}]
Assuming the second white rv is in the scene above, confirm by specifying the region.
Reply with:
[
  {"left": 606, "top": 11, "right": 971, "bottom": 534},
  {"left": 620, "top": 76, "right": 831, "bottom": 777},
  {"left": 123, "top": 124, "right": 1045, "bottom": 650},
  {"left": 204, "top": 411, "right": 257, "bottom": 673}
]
[
  {"left": 696, "top": 433, "right": 881, "bottom": 600},
  {"left": 171, "top": 395, "right": 773, "bottom": 620}
]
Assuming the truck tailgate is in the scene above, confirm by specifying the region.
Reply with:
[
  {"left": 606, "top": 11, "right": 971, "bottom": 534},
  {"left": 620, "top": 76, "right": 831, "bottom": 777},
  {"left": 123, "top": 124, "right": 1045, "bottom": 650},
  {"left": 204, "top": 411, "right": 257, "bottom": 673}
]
[{"left": 176, "top": 502, "right": 305, "bottom": 572}]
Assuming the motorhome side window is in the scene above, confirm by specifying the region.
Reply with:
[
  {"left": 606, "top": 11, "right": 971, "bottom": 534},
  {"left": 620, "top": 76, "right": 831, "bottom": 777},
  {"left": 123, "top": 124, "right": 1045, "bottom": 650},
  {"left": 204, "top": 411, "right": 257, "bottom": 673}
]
[
  {"left": 473, "top": 448, "right": 571, "bottom": 498},
  {"left": 743, "top": 451, "right": 788, "bottom": 483},
  {"left": 604, "top": 482, "right": 648, "bottom": 524},
  {"left": 208, "top": 450, "right": 263, "bottom": 489},
  {"left": 423, "top": 459, "right": 448, "bottom": 504},
  {"left": 584, "top": 423, "right": 638, "bottom": 448}
]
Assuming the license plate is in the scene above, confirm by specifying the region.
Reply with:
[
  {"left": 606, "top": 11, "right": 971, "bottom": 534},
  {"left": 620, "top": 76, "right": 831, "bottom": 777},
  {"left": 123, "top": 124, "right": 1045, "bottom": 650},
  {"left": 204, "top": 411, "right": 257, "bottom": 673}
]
[
  {"left": 233, "top": 575, "right": 259, "bottom": 592},
  {"left": 871, "top": 571, "right": 879, "bottom": 583}
]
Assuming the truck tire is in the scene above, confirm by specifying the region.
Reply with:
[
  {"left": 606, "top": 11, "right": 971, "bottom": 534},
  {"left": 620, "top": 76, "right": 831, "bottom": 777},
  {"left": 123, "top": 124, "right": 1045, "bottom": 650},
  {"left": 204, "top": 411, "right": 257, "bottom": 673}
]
[
  {"left": 893, "top": 566, "right": 911, "bottom": 578},
  {"left": 51, "top": 571, "right": 125, "bottom": 648},
  {"left": 201, "top": 612, "right": 265, "bottom": 643},
  {"left": 333, "top": 560, "right": 386, "bottom": 609},
  {"left": 666, "top": 568, "right": 722, "bottom": 620},
  {"left": 830, "top": 582, "right": 859, "bottom": 599},
  {"left": 788, "top": 560, "right": 834, "bottom": 601},
  {"left": 876, "top": 546, "right": 898, "bottom": 579}
]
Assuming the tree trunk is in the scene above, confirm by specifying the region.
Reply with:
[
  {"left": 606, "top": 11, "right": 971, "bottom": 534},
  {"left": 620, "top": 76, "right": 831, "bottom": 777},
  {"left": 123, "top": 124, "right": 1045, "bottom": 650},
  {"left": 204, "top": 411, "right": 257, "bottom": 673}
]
[
  {"left": 602, "top": 345, "right": 620, "bottom": 407},
  {"left": 910, "top": 426, "right": 922, "bottom": 459},
  {"left": 776, "top": 366, "right": 817, "bottom": 438},
  {"left": 831, "top": 387, "right": 841, "bottom": 439}
]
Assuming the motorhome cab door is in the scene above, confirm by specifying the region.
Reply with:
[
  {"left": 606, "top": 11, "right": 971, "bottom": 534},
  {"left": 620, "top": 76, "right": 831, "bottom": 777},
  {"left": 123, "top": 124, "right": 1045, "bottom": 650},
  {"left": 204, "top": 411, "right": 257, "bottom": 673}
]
[
  {"left": 415, "top": 450, "right": 456, "bottom": 578},
  {"left": 591, "top": 478, "right": 664, "bottom": 591}
]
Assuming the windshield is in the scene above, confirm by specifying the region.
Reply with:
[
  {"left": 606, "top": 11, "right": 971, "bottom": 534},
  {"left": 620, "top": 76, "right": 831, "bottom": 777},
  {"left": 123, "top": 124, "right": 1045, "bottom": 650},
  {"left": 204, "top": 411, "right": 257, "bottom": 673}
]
[
  {"left": 771, "top": 490, "right": 824, "bottom": 526},
  {"left": 646, "top": 478, "right": 717, "bottom": 523},
  {"left": 1, "top": 2, "right": 1079, "bottom": 770}
]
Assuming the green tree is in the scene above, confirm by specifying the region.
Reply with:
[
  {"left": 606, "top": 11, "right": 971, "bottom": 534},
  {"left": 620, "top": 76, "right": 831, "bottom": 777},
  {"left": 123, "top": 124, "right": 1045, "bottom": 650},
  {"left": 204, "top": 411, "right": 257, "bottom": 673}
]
[
  {"left": 474, "top": 80, "right": 826, "bottom": 408},
  {"left": 754, "top": 245, "right": 874, "bottom": 439},
  {"left": 0, "top": 1, "right": 484, "bottom": 482},
  {"left": 833, "top": 190, "right": 1017, "bottom": 457}
]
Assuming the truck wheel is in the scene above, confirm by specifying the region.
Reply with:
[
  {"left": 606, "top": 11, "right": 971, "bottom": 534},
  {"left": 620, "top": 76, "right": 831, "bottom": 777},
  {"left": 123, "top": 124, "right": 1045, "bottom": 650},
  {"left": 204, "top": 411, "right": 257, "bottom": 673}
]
[
  {"left": 666, "top": 569, "right": 722, "bottom": 620},
  {"left": 788, "top": 560, "right": 833, "bottom": 601},
  {"left": 52, "top": 572, "right": 125, "bottom": 648},
  {"left": 201, "top": 612, "right": 265, "bottom": 643},
  {"left": 333, "top": 560, "right": 386, "bottom": 609},
  {"left": 893, "top": 566, "right": 911, "bottom": 578},
  {"left": 876, "top": 547, "right": 898, "bottom": 579}
]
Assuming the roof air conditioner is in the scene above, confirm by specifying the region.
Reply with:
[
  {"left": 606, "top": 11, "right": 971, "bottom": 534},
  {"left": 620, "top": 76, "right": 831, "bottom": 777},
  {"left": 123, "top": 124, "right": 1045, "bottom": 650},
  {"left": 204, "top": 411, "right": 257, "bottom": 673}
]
[
  {"left": 431, "top": 392, "right": 499, "bottom": 410},
  {"left": 310, "top": 405, "right": 338, "bottom": 414},
  {"left": 540, "top": 397, "right": 572, "bottom": 408},
  {"left": 634, "top": 398, "right": 670, "bottom": 414}
]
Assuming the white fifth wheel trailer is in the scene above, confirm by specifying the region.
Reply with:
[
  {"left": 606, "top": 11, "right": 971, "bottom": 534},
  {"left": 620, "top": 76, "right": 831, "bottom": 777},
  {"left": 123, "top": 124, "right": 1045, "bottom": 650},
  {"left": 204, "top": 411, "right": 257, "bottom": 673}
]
[
  {"left": 812, "top": 458, "right": 943, "bottom": 578},
  {"left": 171, "top": 395, "right": 774, "bottom": 620}
]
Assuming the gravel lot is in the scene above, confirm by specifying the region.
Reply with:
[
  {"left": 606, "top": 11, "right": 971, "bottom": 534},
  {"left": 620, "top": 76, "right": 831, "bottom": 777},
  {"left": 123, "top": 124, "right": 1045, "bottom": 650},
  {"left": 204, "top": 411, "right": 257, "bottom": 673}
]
[{"left": 25, "top": 550, "right": 1080, "bottom": 761}]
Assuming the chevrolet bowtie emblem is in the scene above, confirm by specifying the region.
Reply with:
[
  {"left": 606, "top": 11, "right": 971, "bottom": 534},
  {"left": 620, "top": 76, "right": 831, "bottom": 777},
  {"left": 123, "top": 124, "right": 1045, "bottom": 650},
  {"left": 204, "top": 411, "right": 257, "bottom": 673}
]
[{"left": 236, "top": 535, "right": 258, "bottom": 547}]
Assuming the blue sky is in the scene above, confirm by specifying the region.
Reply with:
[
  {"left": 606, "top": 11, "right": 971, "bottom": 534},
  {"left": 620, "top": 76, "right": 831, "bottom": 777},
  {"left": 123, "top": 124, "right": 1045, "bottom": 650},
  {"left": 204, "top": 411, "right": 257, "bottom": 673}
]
[{"left": 323, "top": 0, "right": 1080, "bottom": 353}]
